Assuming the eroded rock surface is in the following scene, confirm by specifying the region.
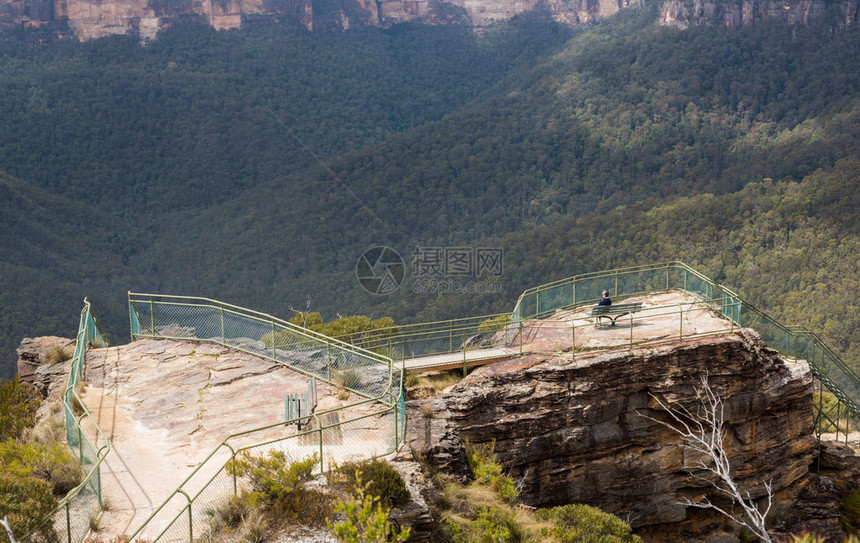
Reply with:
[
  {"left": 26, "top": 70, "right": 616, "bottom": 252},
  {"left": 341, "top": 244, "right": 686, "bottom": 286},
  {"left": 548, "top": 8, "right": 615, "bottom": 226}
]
[
  {"left": 440, "top": 330, "right": 817, "bottom": 537},
  {"left": 404, "top": 398, "right": 472, "bottom": 484},
  {"left": 16, "top": 335, "right": 75, "bottom": 400}
]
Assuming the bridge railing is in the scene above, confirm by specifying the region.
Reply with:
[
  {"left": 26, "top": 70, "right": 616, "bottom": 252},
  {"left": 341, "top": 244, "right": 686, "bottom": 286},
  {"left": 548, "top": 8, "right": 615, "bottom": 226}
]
[
  {"left": 510, "top": 261, "right": 860, "bottom": 431},
  {"left": 22, "top": 300, "right": 111, "bottom": 543},
  {"left": 125, "top": 293, "right": 406, "bottom": 541},
  {"left": 332, "top": 313, "right": 517, "bottom": 364}
]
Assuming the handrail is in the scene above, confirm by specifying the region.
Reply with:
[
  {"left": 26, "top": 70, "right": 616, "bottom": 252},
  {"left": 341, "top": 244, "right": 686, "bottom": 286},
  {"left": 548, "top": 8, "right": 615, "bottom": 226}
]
[
  {"left": 508, "top": 261, "right": 860, "bottom": 424},
  {"left": 127, "top": 293, "right": 397, "bottom": 400},
  {"left": 124, "top": 293, "right": 406, "bottom": 541},
  {"left": 23, "top": 300, "right": 111, "bottom": 543},
  {"left": 128, "top": 293, "right": 391, "bottom": 366}
]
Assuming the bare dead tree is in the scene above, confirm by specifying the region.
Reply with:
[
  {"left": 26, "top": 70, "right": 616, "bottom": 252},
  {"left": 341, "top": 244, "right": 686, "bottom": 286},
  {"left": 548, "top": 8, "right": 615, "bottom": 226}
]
[
  {"left": 639, "top": 376, "right": 773, "bottom": 543},
  {"left": 288, "top": 296, "right": 314, "bottom": 328},
  {"left": 0, "top": 516, "right": 18, "bottom": 543}
]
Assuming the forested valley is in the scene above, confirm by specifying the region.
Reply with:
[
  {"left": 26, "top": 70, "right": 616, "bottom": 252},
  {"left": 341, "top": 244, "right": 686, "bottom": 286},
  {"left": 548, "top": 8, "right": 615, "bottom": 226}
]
[{"left": 1, "top": 4, "right": 859, "bottom": 377}]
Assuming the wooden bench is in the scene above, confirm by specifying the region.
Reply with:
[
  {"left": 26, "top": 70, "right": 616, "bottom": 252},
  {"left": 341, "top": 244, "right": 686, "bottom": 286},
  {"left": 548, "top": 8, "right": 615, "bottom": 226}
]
[{"left": 589, "top": 302, "right": 644, "bottom": 326}]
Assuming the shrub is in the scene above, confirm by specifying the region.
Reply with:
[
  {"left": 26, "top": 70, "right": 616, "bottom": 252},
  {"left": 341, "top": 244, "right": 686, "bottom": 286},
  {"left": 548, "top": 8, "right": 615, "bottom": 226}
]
[
  {"left": 204, "top": 491, "right": 262, "bottom": 531},
  {"left": 226, "top": 451, "right": 332, "bottom": 527},
  {"left": 789, "top": 535, "right": 826, "bottom": 543},
  {"left": 289, "top": 311, "right": 325, "bottom": 329},
  {"left": 228, "top": 451, "right": 317, "bottom": 503},
  {"left": 843, "top": 488, "right": 860, "bottom": 529},
  {"left": 203, "top": 492, "right": 270, "bottom": 541},
  {"left": 0, "top": 377, "right": 39, "bottom": 441},
  {"left": 0, "top": 439, "right": 82, "bottom": 495},
  {"left": 336, "top": 460, "right": 410, "bottom": 509},
  {"left": 477, "top": 315, "right": 512, "bottom": 334},
  {"left": 328, "top": 478, "right": 410, "bottom": 543},
  {"left": 534, "top": 504, "right": 641, "bottom": 543},
  {"left": 0, "top": 473, "right": 58, "bottom": 543},
  {"left": 466, "top": 441, "right": 518, "bottom": 504}
]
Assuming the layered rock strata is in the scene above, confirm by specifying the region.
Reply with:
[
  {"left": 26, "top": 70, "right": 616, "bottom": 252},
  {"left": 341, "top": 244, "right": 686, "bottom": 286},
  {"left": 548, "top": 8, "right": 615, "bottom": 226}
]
[
  {"left": 0, "top": 0, "right": 635, "bottom": 41},
  {"left": 439, "top": 330, "right": 817, "bottom": 537}
]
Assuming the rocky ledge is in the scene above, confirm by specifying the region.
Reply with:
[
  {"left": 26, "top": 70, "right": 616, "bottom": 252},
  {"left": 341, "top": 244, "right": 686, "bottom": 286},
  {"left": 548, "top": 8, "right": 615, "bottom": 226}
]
[{"left": 425, "top": 329, "right": 820, "bottom": 540}]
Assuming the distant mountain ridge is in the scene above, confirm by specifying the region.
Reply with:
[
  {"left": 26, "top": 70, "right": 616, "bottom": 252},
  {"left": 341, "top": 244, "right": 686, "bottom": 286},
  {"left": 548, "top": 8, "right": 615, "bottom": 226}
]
[{"left": 1, "top": 0, "right": 854, "bottom": 41}]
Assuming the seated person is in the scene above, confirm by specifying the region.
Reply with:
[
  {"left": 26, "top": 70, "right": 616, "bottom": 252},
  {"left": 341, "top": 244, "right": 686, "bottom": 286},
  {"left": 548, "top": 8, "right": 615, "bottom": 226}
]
[
  {"left": 598, "top": 290, "right": 612, "bottom": 306},
  {"left": 596, "top": 290, "right": 612, "bottom": 325}
]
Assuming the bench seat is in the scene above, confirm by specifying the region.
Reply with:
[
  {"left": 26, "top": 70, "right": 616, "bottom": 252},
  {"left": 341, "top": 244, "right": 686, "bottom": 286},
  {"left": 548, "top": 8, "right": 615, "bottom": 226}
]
[{"left": 588, "top": 302, "right": 644, "bottom": 325}]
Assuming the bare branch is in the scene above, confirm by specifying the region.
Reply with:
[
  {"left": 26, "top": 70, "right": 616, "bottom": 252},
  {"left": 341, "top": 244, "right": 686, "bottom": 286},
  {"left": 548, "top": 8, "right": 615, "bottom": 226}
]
[
  {"left": 636, "top": 375, "right": 773, "bottom": 543},
  {"left": 1, "top": 516, "right": 18, "bottom": 543}
]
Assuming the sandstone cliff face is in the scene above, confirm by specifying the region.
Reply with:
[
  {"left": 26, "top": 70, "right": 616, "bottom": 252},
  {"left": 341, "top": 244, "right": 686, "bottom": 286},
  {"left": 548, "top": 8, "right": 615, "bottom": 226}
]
[
  {"left": 1, "top": 0, "right": 854, "bottom": 41},
  {"left": 0, "top": 0, "right": 634, "bottom": 41},
  {"left": 439, "top": 330, "right": 818, "bottom": 539},
  {"left": 658, "top": 0, "right": 858, "bottom": 28}
]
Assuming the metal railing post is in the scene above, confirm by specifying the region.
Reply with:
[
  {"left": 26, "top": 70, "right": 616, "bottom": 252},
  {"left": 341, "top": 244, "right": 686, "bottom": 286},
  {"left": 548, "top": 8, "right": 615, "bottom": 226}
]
[
  {"left": 271, "top": 319, "right": 276, "bottom": 359},
  {"left": 666, "top": 263, "right": 670, "bottom": 291},
  {"left": 519, "top": 321, "right": 523, "bottom": 355},
  {"left": 220, "top": 306, "right": 225, "bottom": 344},
  {"left": 149, "top": 298, "right": 155, "bottom": 337},
  {"left": 629, "top": 313, "right": 633, "bottom": 348},
  {"left": 65, "top": 502, "right": 71, "bottom": 543},
  {"left": 462, "top": 329, "right": 467, "bottom": 376}
]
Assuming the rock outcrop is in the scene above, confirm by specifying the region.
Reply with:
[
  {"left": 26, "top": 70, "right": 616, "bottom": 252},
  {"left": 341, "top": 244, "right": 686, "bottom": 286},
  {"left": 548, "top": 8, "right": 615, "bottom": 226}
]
[
  {"left": 16, "top": 335, "right": 74, "bottom": 400},
  {"left": 658, "top": 0, "right": 858, "bottom": 29},
  {"left": 0, "top": 0, "right": 636, "bottom": 40},
  {"left": 1, "top": 0, "right": 855, "bottom": 42},
  {"left": 403, "top": 397, "right": 472, "bottom": 484},
  {"left": 436, "top": 330, "right": 819, "bottom": 540}
]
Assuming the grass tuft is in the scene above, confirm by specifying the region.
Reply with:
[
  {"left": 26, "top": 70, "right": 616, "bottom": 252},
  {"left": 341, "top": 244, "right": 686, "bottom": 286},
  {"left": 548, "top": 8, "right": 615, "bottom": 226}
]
[{"left": 46, "top": 345, "right": 72, "bottom": 365}]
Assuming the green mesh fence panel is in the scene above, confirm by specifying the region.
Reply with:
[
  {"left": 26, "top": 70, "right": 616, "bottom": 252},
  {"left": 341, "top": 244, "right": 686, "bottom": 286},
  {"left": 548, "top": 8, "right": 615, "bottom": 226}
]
[
  {"left": 23, "top": 301, "right": 109, "bottom": 543},
  {"left": 128, "top": 294, "right": 395, "bottom": 402},
  {"left": 509, "top": 262, "right": 860, "bottom": 424}
]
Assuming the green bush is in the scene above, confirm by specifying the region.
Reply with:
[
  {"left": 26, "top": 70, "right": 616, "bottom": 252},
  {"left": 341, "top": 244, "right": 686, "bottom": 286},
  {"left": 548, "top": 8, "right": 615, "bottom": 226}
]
[
  {"left": 477, "top": 315, "right": 512, "bottom": 334},
  {"left": 0, "top": 474, "right": 58, "bottom": 543},
  {"left": 226, "top": 451, "right": 333, "bottom": 527},
  {"left": 534, "top": 504, "right": 641, "bottom": 543},
  {"left": 336, "top": 459, "right": 410, "bottom": 509},
  {"left": 470, "top": 506, "right": 520, "bottom": 543},
  {"left": 0, "top": 439, "right": 82, "bottom": 495},
  {"left": 467, "top": 441, "right": 518, "bottom": 504},
  {"left": 0, "top": 377, "right": 39, "bottom": 441},
  {"left": 228, "top": 451, "right": 318, "bottom": 503},
  {"left": 328, "top": 479, "right": 410, "bottom": 543}
]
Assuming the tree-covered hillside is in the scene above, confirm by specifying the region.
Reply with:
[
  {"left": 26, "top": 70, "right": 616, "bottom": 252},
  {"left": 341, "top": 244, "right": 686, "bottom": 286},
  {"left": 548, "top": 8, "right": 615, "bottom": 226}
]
[{"left": 1, "top": 6, "right": 859, "bottom": 377}]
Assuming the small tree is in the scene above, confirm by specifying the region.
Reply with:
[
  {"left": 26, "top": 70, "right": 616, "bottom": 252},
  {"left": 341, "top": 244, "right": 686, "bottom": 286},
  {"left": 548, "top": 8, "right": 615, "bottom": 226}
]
[
  {"left": 328, "top": 476, "right": 410, "bottom": 543},
  {"left": 640, "top": 376, "right": 773, "bottom": 543}
]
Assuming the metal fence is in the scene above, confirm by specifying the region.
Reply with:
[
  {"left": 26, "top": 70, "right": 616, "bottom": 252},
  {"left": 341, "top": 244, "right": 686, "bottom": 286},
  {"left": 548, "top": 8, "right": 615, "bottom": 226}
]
[
  {"left": 125, "top": 293, "right": 406, "bottom": 541},
  {"left": 341, "top": 262, "right": 860, "bottom": 441},
  {"left": 20, "top": 300, "right": 110, "bottom": 543},
  {"left": 23, "top": 263, "right": 859, "bottom": 541},
  {"left": 509, "top": 262, "right": 860, "bottom": 438}
]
